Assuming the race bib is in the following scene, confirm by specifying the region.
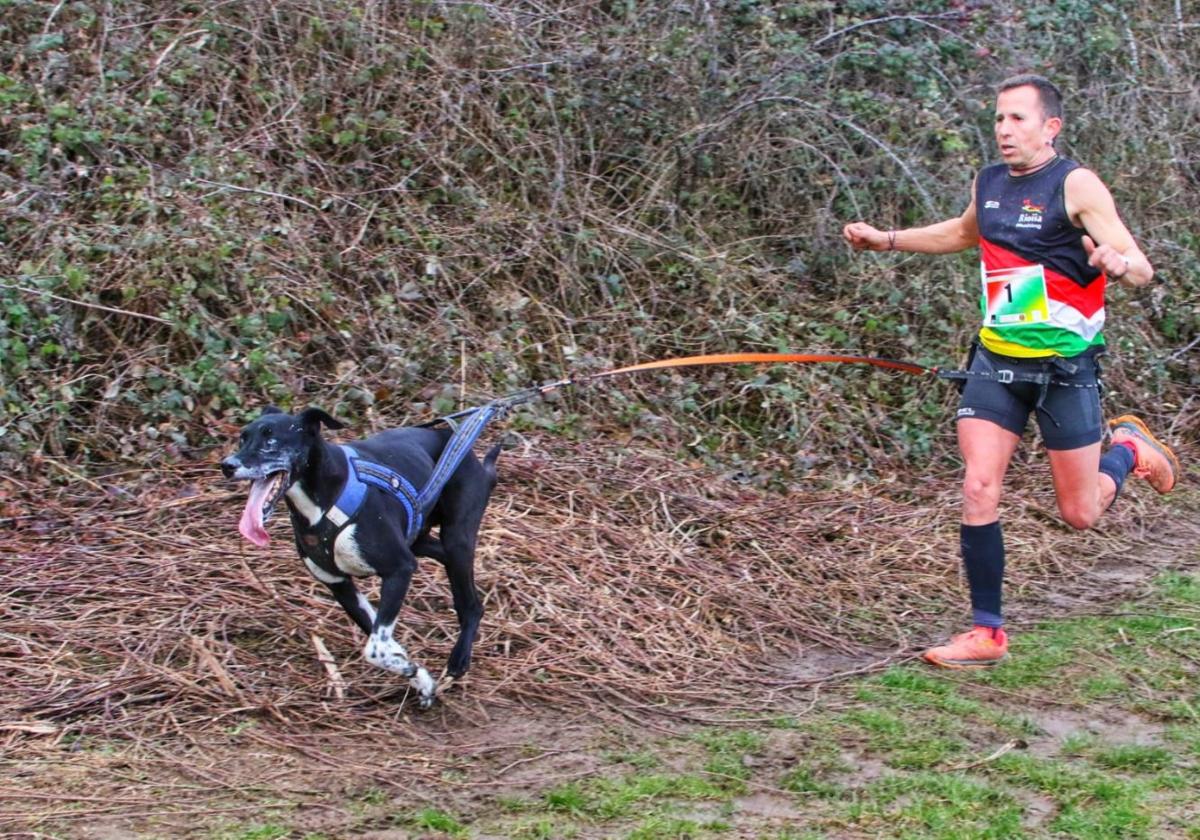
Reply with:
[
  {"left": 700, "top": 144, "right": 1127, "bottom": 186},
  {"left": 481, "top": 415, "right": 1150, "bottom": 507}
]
[{"left": 981, "top": 263, "right": 1050, "bottom": 327}]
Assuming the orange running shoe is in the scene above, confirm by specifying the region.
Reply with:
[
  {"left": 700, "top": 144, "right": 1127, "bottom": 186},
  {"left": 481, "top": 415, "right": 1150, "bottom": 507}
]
[
  {"left": 922, "top": 626, "right": 1008, "bottom": 669},
  {"left": 1109, "top": 415, "right": 1180, "bottom": 494}
]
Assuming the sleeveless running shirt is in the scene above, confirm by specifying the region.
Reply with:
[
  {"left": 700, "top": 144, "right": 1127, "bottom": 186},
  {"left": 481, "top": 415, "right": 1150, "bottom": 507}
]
[{"left": 975, "top": 156, "right": 1105, "bottom": 358}]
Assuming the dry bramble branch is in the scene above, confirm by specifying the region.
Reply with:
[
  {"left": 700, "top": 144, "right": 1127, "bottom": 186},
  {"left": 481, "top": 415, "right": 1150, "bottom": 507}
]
[{"left": 0, "top": 1, "right": 1195, "bottom": 464}]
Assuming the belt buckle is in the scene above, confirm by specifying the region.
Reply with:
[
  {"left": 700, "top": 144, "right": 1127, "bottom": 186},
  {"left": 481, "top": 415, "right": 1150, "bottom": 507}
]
[{"left": 996, "top": 369, "right": 1014, "bottom": 384}]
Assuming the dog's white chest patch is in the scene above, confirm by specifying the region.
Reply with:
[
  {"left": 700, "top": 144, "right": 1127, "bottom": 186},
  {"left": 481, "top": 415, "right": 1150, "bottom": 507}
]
[
  {"left": 303, "top": 556, "right": 345, "bottom": 585},
  {"left": 333, "top": 526, "right": 375, "bottom": 577},
  {"left": 286, "top": 482, "right": 323, "bottom": 526}
]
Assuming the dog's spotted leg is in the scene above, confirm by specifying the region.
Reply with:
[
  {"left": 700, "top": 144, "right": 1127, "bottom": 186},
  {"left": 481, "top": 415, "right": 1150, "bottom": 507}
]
[{"left": 363, "top": 621, "right": 437, "bottom": 708}]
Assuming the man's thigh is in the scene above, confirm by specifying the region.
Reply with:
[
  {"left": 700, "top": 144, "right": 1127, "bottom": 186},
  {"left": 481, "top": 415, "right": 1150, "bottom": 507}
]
[
  {"left": 956, "top": 363, "right": 1033, "bottom": 438},
  {"left": 1035, "top": 364, "right": 1103, "bottom": 450}
]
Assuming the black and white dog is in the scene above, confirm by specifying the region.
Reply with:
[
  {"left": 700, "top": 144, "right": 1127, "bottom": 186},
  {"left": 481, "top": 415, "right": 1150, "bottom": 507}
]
[{"left": 221, "top": 406, "right": 501, "bottom": 707}]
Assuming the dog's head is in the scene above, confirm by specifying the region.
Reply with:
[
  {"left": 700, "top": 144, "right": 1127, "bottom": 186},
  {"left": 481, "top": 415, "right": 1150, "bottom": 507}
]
[{"left": 221, "top": 406, "right": 344, "bottom": 546}]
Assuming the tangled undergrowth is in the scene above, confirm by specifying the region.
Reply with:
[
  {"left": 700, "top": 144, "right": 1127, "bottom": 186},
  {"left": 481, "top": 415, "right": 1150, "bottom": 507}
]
[{"left": 2, "top": 1, "right": 1197, "bottom": 473}]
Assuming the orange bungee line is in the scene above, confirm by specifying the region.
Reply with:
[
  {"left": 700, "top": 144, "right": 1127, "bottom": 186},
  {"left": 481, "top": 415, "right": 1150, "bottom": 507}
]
[
  {"left": 425, "top": 351, "right": 941, "bottom": 426},
  {"left": 588, "top": 352, "right": 934, "bottom": 380}
]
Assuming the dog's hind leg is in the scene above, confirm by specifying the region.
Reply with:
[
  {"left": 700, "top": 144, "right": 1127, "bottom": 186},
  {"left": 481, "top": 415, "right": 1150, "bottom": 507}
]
[
  {"left": 411, "top": 533, "right": 478, "bottom": 678},
  {"left": 364, "top": 567, "right": 437, "bottom": 708},
  {"left": 410, "top": 535, "right": 445, "bottom": 563},
  {"left": 436, "top": 474, "right": 494, "bottom": 678},
  {"left": 440, "top": 534, "right": 484, "bottom": 679}
]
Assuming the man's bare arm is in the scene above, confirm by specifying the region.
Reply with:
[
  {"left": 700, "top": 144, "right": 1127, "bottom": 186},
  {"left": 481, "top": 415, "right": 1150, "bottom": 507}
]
[
  {"left": 843, "top": 188, "right": 979, "bottom": 255},
  {"left": 1066, "top": 168, "right": 1153, "bottom": 287}
]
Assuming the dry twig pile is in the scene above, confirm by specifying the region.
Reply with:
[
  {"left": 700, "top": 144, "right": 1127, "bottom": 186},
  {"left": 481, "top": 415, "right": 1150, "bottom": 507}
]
[{"left": 3, "top": 436, "right": 1179, "bottom": 741}]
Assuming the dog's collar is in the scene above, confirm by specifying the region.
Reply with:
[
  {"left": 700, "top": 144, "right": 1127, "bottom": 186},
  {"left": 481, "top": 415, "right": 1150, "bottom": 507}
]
[{"left": 325, "top": 445, "right": 424, "bottom": 542}]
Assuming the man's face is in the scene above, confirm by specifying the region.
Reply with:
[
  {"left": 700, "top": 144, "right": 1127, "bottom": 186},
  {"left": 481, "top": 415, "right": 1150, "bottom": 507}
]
[{"left": 994, "top": 85, "right": 1061, "bottom": 169}]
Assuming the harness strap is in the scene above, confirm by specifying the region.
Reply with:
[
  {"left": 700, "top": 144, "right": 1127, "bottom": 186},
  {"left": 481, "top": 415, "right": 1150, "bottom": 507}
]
[
  {"left": 414, "top": 403, "right": 500, "bottom": 518},
  {"left": 321, "top": 444, "right": 423, "bottom": 543},
  {"left": 320, "top": 407, "right": 501, "bottom": 546}
]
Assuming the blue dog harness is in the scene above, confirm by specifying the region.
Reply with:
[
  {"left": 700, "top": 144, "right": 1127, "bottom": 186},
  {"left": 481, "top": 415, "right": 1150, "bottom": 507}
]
[{"left": 321, "top": 404, "right": 501, "bottom": 545}]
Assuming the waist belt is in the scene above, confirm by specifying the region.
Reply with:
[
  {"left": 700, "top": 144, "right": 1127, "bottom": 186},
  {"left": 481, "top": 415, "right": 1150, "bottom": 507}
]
[
  {"left": 939, "top": 351, "right": 1099, "bottom": 428},
  {"left": 937, "top": 367, "right": 1089, "bottom": 386}
]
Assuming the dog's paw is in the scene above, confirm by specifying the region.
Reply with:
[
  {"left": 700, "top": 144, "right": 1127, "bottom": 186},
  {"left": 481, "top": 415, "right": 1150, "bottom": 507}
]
[
  {"left": 444, "top": 654, "right": 471, "bottom": 679},
  {"left": 364, "top": 636, "right": 418, "bottom": 677},
  {"left": 411, "top": 666, "right": 437, "bottom": 709}
]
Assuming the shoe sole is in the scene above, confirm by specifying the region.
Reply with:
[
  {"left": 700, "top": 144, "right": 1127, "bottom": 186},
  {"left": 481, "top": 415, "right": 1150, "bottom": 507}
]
[
  {"left": 922, "top": 653, "right": 1007, "bottom": 670},
  {"left": 1109, "top": 414, "right": 1180, "bottom": 493}
]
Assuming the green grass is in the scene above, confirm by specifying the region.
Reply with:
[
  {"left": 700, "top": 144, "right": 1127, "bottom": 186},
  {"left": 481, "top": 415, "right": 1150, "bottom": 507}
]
[
  {"left": 626, "top": 815, "right": 727, "bottom": 839},
  {"left": 543, "top": 782, "right": 589, "bottom": 816},
  {"left": 1092, "top": 744, "right": 1175, "bottom": 772},
  {"left": 543, "top": 772, "right": 731, "bottom": 823},
  {"left": 410, "top": 808, "right": 468, "bottom": 837},
  {"left": 850, "top": 772, "right": 1025, "bottom": 838},
  {"left": 778, "top": 765, "right": 843, "bottom": 798},
  {"left": 605, "top": 774, "right": 725, "bottom": 817}
]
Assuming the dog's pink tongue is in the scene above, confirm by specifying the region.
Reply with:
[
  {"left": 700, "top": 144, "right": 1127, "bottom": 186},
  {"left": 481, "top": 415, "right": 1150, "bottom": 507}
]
[{"left": 238, "top": 477, "right": 275, "bottom": 547}]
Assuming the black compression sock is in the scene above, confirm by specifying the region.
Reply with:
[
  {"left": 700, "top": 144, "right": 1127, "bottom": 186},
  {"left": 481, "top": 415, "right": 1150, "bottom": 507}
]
[{"left": 961, "top": 521, "right": 1005, "bottom": 628}]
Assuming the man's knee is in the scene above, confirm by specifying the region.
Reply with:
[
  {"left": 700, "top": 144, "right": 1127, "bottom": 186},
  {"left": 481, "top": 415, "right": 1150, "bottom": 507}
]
[
  {"left": 1057, "top": 499, "right": 1100, "bottom": 531},
  {"left": 962, "top": 473, "right": 1002, "bottom": 516}
]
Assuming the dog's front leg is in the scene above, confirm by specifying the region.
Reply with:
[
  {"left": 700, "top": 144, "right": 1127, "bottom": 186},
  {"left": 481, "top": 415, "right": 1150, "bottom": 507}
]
[
  {"left": 325, "top": 578, "right": 376, "bottom": 636},
  {"left": 299, "top": 553, "right": 377, "bottom": 636},
  {"left": 364, "top": 567, "right": 437, "bottom": 708}
]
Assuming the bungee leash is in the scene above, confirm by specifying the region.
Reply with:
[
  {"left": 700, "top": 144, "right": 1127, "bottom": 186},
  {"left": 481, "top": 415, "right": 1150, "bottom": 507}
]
[
  {"left": 592, "top": 352, "right": 934, "bottom": 379},
  {"left": 427, "top": 352, "right": 947, "bottom": 428},
  {"left": 580, "top": 351, "right": 1099, "bottom": 429},
  {"left": 423, "top": 348, "right": 1101, "bottom": 429},
  {"left": 403, "top": 349, "right": 1095, "bottom": 523}
]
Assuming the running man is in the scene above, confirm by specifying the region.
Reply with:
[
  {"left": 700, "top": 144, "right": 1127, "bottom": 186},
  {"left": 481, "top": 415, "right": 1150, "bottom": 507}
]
[{"left": 842, "top": 74, "right": 1180, "bottom": 668}]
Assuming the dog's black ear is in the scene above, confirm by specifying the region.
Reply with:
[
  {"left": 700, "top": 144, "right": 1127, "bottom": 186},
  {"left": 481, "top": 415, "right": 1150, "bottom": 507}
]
[
  {"left": 298, "top": 407, "right": 346, "bottom": 433},
  {"left": 260, "top": 405, "right": 285, "bottom": 417}
]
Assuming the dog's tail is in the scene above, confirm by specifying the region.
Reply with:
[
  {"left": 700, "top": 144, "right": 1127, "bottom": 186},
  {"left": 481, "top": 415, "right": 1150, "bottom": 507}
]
[{"left": 482, "top": 443, "right": 502, "bottom": 484}]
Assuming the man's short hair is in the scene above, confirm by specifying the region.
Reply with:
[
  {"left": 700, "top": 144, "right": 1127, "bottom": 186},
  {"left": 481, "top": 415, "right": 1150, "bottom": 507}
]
[{"left": 998, "top": 74, "right": 1063, "bottom": 121}]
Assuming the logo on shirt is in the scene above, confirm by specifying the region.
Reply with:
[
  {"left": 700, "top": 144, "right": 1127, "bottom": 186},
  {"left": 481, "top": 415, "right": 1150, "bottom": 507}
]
[
  {"left": 984, "top": 200, "right": 1000, "bottom": 209},
  {"left": 1016, "top": 197, "right": 1044, "bottom": 230}
]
